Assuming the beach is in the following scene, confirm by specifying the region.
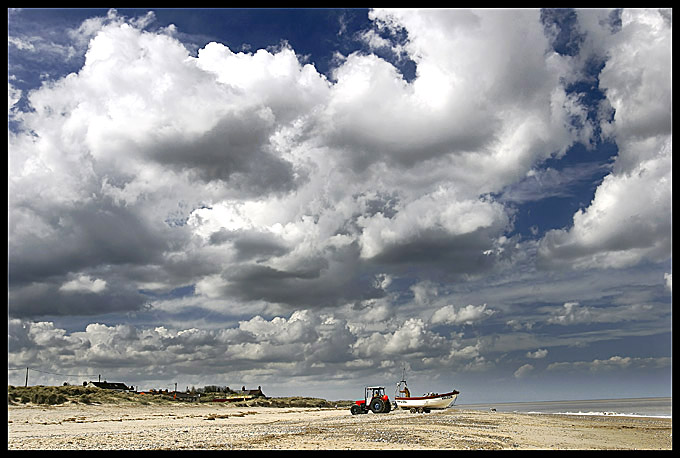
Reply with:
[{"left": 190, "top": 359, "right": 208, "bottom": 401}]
[{"left": 7, "top": 403, "right": 672, "bottom": 450}]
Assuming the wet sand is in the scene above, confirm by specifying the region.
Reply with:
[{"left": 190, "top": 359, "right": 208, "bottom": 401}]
[{"left": 7, "top": 403, "right": 672, "bottom": 450}]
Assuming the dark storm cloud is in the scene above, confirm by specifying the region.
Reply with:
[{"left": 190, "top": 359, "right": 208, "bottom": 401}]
[
  {"left": 8, "top": 278, "right": 148, "bottom": 318},
  {"left": 324, "top": 118, "right": 496, "bottom": 172},
  {"left": 368, "top": 228, "right": 513, "bottom": 280},
  {"left": 6, "top": 193, "right": 198, "bottom": 318},
  {"left": 209, "top": 228, "right": 291, "bottom": 261},
  {"left": 8, "top": 199, "right": 169, "bottom": 287},
  {"left": 219, "top": 243, "right": 384, "bottom": 307},
  {"left": 149, "top": 111, "right": 301, "bottom": 196}
]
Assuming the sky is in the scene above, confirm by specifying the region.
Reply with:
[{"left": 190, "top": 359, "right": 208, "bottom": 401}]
[{"left": 8, "top": 8, "right": 672, "bottom": 404}]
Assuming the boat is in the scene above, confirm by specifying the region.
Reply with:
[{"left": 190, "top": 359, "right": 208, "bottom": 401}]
[
  {"left": 393, "top": 369, "right": 460, "bottom": 413},
  {"left": 394, "top": 390, "right": 460, "bottom": 413}
]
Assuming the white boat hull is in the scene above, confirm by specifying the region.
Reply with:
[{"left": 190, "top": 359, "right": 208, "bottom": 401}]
[{"left": 395, "top": 391, "right": 459, "bottom": 410}]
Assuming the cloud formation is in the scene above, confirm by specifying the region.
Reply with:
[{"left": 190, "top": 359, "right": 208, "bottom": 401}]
[
  {"left": 8, "top": 9, "right": 671, "bottom": 399},
  {"left": 7, "top": 312, "right": 478, "bottom": 387},
  {"left": 547, "top": 355, "right": 671, "bottom": 373},
  {"left": 59, "top": 275, "right": 107, "bottom": 294},
  {"left": 430, "top": 303, "right": 494, "bottom": 326},
  {"left": 537, "top": 9, "right": 672, "bottom": 269},
  {"left": 7, "top": 9, "right": 599, "bottom": 318}
]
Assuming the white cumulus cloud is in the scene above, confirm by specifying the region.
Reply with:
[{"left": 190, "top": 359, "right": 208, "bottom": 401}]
[
  {"left": 538, "top": 9, "right": 672, "bottom": 270},
  {"left": 430, "top": 303, "right": 494, "bottom": 326},
  {"left": 59, "top": 275, "right": 107, "bottom": 294}
]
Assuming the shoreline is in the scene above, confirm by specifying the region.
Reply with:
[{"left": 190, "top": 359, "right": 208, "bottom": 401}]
[
  {"left": 8, "top": 403, "right": 672, "bottom": 450},
  {"left": 524, "top": 411, "right": 672, "bottom": 419},
  {"left": 454, "top": 396, "right": 672, "bottom": 419}
]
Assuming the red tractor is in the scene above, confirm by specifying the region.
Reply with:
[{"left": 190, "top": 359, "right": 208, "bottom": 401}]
[{"left": 350, "top": 386, "right": 392, "bottom": 414}]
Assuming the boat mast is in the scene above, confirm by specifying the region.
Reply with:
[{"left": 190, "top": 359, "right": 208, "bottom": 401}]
[{"left": 395, "top": 366, "right": 408, "bottom": 398}]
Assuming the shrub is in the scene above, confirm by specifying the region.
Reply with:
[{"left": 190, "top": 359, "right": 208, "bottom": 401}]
[
  {"left": 30, "top": 392, "right": 44, "bottom": 404},
  {"left": 62, "top": 386, "right": 92, "bottom": 397},
  {"left": 46, "top": 392, "right": 66, "bottom": 405}
]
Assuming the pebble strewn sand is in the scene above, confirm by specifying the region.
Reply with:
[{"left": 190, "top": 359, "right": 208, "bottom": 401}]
[{"left": 8, "top": 403, "right": 672, "bottom": 450}]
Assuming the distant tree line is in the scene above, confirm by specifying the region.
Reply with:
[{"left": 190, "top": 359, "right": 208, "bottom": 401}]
[{"left": 192, "top": 385, "right": 236, "bottom": 394}]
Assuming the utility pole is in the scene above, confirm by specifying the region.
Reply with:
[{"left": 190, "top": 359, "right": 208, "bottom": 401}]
[{"left": 25, "top": 367, "right": 29, "bottom": 387}]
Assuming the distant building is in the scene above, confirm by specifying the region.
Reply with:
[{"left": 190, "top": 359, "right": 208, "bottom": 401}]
[
  {"left": 210, "top": 386, "right": 267, "bottom": 403},
  {"left": 240, "top": 386, "right": 266, "bottom": 398},
  {"left": 84, "top": 381, "right": 133, "bottom": 391}
]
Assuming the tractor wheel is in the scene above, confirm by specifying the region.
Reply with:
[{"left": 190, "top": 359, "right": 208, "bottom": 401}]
[
  {"left": 370, "top": 398, "right": 386, "bottom": 413},
  {"left": 350, "top": 404, "right": 362, "bottom": 415},
  {"left": 384, "top": 400, "right": 391, "bottom": 413}
]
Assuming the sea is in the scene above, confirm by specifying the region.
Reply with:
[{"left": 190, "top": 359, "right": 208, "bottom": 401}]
[{"left": 454, "top": 397, "right": 672, "bottom": 418}]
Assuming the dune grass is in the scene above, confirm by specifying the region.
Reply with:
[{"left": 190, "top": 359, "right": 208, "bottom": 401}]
[{"left": 8, "top": 385, "right": 353, "bottom": 408}]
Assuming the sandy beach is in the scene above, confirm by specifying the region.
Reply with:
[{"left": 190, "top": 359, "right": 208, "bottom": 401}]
[{"left": 7, "top": 403, "right": 672, "bottom": 450}]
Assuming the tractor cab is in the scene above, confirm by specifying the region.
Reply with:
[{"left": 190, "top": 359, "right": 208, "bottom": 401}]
[
  {"left": 350, "top": 386, "right": 391, "bottom": 414},
  {"left": 365, "top": 386, "right": 386, "bottom": 404}
]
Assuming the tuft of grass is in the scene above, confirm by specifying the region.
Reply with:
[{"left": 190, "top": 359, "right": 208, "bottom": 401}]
[{"left": 7, "top": 386, "right": 69, "bottom": 405}]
